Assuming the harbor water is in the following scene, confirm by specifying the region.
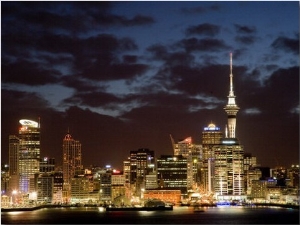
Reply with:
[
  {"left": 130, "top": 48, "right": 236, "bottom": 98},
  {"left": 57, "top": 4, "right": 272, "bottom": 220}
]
[{"left": 1, "top": 205, "right": 299, "bottom": 224}]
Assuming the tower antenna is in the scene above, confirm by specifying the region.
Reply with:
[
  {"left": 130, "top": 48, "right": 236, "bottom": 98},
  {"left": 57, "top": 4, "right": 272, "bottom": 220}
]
[{"left": 229, "top": 52, "right": 234, "bottom": 96}]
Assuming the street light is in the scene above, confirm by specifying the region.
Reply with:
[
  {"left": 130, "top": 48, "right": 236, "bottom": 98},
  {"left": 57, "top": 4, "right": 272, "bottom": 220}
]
[
  {"left": 11, "top": 190, "right": 17, "bottom": 206},
  {"left": 30, "top": 192, "right": 37, "bottom": 205}
]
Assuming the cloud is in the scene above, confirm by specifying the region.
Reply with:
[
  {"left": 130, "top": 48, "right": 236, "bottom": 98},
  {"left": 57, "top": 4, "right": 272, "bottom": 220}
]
[
  {"left": 185, "top": 23, "right": 220, "bottom": 36},
  {"left": 234, "top": 24, "right": 257, "bottom": 34},
  {"left": 176, "top": 38, "right": 230, "bottom": 52},
  {"left": 2, "top": 60, "right": 61, "bottom": 86},
  {"left": 271, "top": 36, "right": 299, "bottom": 55},
  {"left": 63, "top": 91, "right": 121, "bottom": 108},
  {"left": 1, "top": 89, "right": 51, "bottom": 111},
  {"left": 235, "top": 35, "right": 257, "bottom": 45},
  {"left": 244, "top": 108, "right": 262, "bottom": 115}
]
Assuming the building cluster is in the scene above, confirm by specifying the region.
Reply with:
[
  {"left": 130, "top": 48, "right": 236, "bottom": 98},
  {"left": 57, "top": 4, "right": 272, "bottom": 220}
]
[{"left": 1, "top": 55, "right": 299, "bottom": 208}]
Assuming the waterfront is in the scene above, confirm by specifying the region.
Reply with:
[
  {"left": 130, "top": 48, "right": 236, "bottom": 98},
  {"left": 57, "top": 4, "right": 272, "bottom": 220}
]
[{"left": 1, "top": 206, "right": 299, "bottom": 224}]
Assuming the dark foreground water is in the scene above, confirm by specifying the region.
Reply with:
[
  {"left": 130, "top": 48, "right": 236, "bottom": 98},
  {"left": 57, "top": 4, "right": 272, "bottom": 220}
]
[{"left": 1, "top": 206, "right": 299, "bottom": 224}]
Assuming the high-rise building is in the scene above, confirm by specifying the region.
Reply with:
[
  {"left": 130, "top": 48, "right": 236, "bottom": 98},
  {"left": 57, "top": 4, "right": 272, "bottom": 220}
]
[
  {"left": 156, "top": 155, "right": 188, "bottom": 199},
  {"left": 62, "top": 132, "right": 82, "bottom": 203},
  {"left": 201, "top": 123, "right": 223, "bottom": 193},
  {"left": 40, "top": 157, "right": 55, "bottom": 173},
  {"left": 171, "top": 136, "right": 202, "bottom": 190},
  {"left": 8, "top": 135, "right": 20, "bottom": 193},
  {"left": 18, "top": 119, "right": 41, "bottom": 193},
  {"left": 129, "top": 148, "right": 155, "bottom": 196},
  {"left": 213, "top": 138, "right": 245, "bottom": 196}
]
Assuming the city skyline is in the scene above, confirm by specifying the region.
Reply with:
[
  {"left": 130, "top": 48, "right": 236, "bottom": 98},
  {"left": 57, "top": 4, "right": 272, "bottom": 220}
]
[{"left": 1, "top": 1, "right": 299, "bottom": 169}]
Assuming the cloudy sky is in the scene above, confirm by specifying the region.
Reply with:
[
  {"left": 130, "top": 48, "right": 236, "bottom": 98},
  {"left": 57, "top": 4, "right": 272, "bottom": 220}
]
[{"left": 1, "top": 1, "right": 299, "bottom": 169}]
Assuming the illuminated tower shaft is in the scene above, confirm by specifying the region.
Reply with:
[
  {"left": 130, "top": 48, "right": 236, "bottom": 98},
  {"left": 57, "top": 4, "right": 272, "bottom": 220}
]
[{"left": 224, "top": 53, "right": 239, "bottom": 138}]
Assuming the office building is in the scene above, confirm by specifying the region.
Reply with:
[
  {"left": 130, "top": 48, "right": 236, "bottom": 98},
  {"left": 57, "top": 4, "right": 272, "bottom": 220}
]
[
  {"left": 40, "top": 157, "right": 55, "bottom": 173},
  {"left": 172, "top": 136, "right": 202, "bottom": 189},
  {"left": 37, "top": 174, "right": 53, "bottom": 203},
  {"left": 62, "top": 131, "right": 82, "bottom": 203},
  {"left": 201, "top": 123, "right": 223, "bottom": 193},
  {"left": 213, "top": 138, "right": 245, "bottom": 196},
  {"left": 156, "top": 155, "right": 188, "bottom": 199},
  {"left": 18, "top": 119, "right": 41, "bottom": 193},
  {"left": 8, "top": 135, "right": 20, "bottom": 193},
  {"left": 129, "top": 148, "right": 155, "bottom": 196}
]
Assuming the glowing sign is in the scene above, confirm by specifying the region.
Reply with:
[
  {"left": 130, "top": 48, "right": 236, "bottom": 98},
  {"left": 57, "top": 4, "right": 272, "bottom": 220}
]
[
  {"left": 204, "top": 127, "right": 220, "bottom": 131},
  {"left": 222, "top": 140, "right": 236, "bottom": 144},
  {"left": 19, "top": 119, "right": 38, "bottom": 128},
  {"left": 204, "top": 123, "right": 220, "bottom": 131}
]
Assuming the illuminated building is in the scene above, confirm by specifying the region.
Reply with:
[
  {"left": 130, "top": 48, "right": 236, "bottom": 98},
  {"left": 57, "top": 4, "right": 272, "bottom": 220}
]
[
  {"left": 246, "top": 168, "right": 262, "bottom": 195},
  {"left": 129, "top": 148, "right": 155, "bottom": 196},
  {"left": 62, "top": 131, "right": 82, "bottom": 203},
  {"left": 18, "top": 119, "right": 41, "bottom": 193},
  {"left": 144, "top": 190, "right": 181, "bottom": 205},
  {"left": 111, "top": 170, "right": 126, "bottom": 204},
  {"left": 123, "top": 159, "right": 130, "bottom": 184},
  {"left": 98, "top": 167, "right": 112, "bottom": 202},
  {"left": 288, "top": 164, "right": 299, "bottom": 188},
  {"left": 37, "top": 174, "right": 53, "bottom": 203},
  {"left": 173, "top": 136, "right": 192, "bottom": 157},
  {"left": 145, "top": 172, "right": 158, "bottom": 190},
  {"left": 70, "top": 175, "right": 90, "bottom": 203},
  {"left": 40, "top": 157, "right": 55, "bottom": 173},
  {"left": 156, "top": 155, "right": 188, "bottom": 199},
  {"left": 52, "top": 171, "right": 63, "bottom": 204},
  {"left": 243, "top": 153, "right": 258, "bottom": 171},
  {"left": 201, "top": 123, "right": 223, "bottom": 193},
  {"left": 8, "top": 135, "right": 20, "bottom": 193},
  {"left": 213, "top": 139, "right": 245, "bottom": 196},
  {"left": 1, "top": 164, "right": 10, "bottom": 196},
  {"left": 171, "top": 136, "right": 201, "bottom": 189}
]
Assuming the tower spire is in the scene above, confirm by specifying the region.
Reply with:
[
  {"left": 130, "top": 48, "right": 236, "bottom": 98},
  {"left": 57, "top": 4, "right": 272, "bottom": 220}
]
[
  {"left": 224, "top": 52, "right": 240, "bottom": 138},
  {"left": 229, "top": 52, "right": 234, "bottom": 96}
]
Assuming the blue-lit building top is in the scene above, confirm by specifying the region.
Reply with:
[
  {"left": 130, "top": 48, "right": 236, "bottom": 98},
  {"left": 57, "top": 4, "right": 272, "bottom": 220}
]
[{"left": 204, "top": 123, "right": 221, "bottom": 131}]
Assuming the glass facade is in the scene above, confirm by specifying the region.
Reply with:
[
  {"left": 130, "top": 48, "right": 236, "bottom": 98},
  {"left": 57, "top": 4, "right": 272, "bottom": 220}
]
[{"left": 18, "top": 120, "right": 40, "bottom": 193}]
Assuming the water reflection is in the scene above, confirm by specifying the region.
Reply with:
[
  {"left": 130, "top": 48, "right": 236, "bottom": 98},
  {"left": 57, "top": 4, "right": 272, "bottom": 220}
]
[{"left": 1, "top": 206, "right": 299, "bottom": 224}]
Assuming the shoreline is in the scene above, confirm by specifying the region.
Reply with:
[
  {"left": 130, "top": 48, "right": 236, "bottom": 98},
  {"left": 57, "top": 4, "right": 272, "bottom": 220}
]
[{"left": 1, "top": 203, "right": 298, "bottom": 212}]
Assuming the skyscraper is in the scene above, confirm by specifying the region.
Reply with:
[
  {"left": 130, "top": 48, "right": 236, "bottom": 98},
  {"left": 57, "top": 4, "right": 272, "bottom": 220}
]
[
  {"left": 172, "top": 136, "right": 201, "bottom": 189},
  {"left": 62, "top": 131, "right": 82, "bottom": 203},
  {"left": 201, "top": 123, "right": 223, "bottom": 193},
  {"left": 157, "top": 155, "right": 188, "bottom": 198},
  {"left": 129, "top": 148, "right": 155, "bottom": 196},
  {"left": 8, "top": 135, "right": 20, "bottom": 193},
  {"left": 18, "top": 119, "right": 41, "bottom": 193}
]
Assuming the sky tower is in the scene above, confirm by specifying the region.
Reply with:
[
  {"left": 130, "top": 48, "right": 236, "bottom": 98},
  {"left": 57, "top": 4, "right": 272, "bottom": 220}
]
[{"left": 224, "top": 53, "right": 240, "bottom": 138}]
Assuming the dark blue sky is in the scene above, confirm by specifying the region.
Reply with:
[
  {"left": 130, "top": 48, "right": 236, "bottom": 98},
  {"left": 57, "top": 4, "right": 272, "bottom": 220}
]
[{"left": 1, "top": 1, "right": 299, "bottom": 169}]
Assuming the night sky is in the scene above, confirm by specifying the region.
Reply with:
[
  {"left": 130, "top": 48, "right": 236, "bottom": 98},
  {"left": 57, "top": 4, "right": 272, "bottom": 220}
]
[{"left": 1, "top": 1, "right": 299, "bottom": 170}]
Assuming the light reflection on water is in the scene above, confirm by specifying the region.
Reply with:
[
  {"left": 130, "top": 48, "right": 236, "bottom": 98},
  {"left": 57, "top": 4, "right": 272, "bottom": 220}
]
[{"left": 1, "top": 206, "right": 299, "bottom": 224}]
